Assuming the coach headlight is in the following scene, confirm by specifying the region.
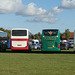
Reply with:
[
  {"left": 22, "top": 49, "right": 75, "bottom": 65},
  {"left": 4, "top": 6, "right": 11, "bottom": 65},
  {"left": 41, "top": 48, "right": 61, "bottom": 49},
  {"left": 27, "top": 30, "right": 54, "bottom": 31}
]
[
  {"left": 53, "top": 45, "right": 54, "bottom": 47},
  {"left": 43, "top": 36, "right": 45, "bottom": 37},
  {"left": 4, "top": 40, "right": 7, "bottom": 43},
  {"left": 57, "top": 36, "right": 58, "bottom": 37},
  {"left": 1, "top": 40, "right": 7, "bottom": 44}
]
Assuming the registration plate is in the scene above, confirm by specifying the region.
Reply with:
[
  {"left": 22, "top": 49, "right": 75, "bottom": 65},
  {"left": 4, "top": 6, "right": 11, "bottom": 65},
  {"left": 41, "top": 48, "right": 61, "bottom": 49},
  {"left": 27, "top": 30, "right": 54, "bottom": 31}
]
[
  {"left": 17, "top": 44, "right": 22, "bottom": 46},
  {"left": 48, "top": 47, "right": 53, "bottom": 48}
]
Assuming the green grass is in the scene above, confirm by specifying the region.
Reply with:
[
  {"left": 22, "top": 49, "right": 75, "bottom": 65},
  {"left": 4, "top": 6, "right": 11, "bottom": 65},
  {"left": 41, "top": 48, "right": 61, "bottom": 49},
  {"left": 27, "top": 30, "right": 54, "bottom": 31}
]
[{"left": 0, "top": 48, "right": 75, "bottom": 75}]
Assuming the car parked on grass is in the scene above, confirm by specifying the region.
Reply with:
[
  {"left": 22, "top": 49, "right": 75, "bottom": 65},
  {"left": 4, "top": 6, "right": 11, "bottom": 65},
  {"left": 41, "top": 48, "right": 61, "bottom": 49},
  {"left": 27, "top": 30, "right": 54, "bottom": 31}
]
[
  {"left": 60, "top": 42, "right": 69, "bottom": 50},
  {"left": 32, "top": 44, "right": 41, "bottom": 49},
  {"left": 68, "top": 38, "right": 74, "bottom": 48},
  {"left": 69, "top": 43, "right": 74, "bottom": 48}
]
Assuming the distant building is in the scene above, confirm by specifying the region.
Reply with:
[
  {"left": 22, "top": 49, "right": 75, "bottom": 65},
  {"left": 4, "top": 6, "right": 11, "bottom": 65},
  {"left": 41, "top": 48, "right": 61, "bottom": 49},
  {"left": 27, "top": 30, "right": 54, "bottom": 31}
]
[{"left": 62, "top": 32, "right": 74, "bottom": 40}]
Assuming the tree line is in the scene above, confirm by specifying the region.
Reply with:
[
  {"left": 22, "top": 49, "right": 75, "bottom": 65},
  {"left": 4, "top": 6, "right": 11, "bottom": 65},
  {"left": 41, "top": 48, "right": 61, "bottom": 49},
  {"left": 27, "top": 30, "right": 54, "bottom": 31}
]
[
  {"left": 0, "top": 28, "right": 42, "bottom": 39},
  {"left": 60, "top": 29, "right": 71, "bottom": 40},
  {"left": 0, "top": 28, "right": 71, "bottom": 40}
]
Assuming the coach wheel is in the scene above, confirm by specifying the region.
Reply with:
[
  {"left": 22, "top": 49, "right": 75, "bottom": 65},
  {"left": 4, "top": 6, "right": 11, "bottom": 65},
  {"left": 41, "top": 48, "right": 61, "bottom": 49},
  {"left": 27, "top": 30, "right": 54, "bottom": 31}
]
[
  {"left": 28, "top": 47, "right": 31, "bottom": 52},
  {"left": 0, "top": 47, "right": 1, "bottom": 52},
  {"left": 2, "top": 47, "right": 6, "bottom": 52},
  {"left": 73, "top": 51, "right": 75, "bottom": 54},
  {"left": 29, "top": 48, "right": 31, "bottom": 52},
  {"left": 65, "top": 47, "right": 67, "bottom": 50}
]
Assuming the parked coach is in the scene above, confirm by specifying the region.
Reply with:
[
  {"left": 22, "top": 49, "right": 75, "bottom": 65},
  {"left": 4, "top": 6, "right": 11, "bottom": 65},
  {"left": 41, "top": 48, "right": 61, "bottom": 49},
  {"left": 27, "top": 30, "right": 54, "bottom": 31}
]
[
  {"left": 11, "top": 28, "right": 32, "bottom": 51},
  {"left": 0, "top": 31, "right": 8, "bottom": 51}
]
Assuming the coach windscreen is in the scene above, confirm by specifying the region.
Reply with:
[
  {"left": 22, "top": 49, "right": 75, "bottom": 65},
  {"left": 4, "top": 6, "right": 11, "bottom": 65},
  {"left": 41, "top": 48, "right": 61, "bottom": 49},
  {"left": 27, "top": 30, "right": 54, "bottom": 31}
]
[
  {"left": 43, "top": 30, "right": 58, "bottom": 36},
  {"left": 12, "top": 30, "right": 27, "bottom": 36}
]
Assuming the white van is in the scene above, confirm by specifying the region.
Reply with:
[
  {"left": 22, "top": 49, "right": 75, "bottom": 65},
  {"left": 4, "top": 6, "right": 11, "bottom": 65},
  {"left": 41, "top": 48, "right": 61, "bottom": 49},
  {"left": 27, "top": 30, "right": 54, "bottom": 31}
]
[
  {"left": 68, "top": 38, "right": 74, "bottom": 48},
  {"left": 32, "top": 39, "right": 39, "bottom": 44}
]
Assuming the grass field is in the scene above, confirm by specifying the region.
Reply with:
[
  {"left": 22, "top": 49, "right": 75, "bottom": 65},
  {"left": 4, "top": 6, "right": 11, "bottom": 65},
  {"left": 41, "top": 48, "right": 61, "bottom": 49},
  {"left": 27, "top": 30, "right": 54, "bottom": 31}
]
[{"left": 0, "top": 48, "right": 75, "bottom": 75}]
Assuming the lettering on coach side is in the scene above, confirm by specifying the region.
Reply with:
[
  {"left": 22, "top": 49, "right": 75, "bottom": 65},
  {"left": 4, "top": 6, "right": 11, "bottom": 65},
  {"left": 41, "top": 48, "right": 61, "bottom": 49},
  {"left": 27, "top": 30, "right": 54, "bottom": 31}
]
[{"left": 44, "top": 37, "right": 57, "bottom": 40}]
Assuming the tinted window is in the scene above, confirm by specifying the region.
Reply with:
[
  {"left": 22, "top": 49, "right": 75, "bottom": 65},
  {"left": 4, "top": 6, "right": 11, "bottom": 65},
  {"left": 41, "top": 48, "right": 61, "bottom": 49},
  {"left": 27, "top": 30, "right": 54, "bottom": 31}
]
[
  {"left": 0, "top": 32, "right": 7, "bottom": 37},
  {"left": 43, "top": 30, "right": 58, "bottom": 36},
  {"left": 69, "top": 38, "right": 74, "bottom": 40},
  {"left": 12, "top": 30, "right": 27, "bottom": 36}
]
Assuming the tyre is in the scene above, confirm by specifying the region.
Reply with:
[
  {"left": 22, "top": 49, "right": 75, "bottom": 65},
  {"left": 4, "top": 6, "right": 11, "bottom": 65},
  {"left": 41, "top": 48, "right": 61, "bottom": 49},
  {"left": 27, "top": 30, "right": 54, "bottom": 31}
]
[
  {"left": 28, "top": 46, "right": 32, "bottom": 52},
  {"left": 67, "top": 47, "right": 69, "bottom": 50},
  {"left": 65, "top": 47, "right": 68, "bottom": 50}
]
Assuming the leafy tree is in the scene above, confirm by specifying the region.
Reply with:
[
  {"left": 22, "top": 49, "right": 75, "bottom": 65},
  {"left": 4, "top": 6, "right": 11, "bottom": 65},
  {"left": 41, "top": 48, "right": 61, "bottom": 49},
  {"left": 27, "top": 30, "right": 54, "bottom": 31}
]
[
  {"left": 0, "top": 28, "right": 5, "bottom": 31},
  {"left": 32, "top": 32, "right": 42, "bottom": 39},
  {"left": 64, "top": 29, "right": 70, "bottom": 40},
  {"left": 60, "top": 33, "right": 63, "bottom": 40},
  {"left": 60, "top": 32, "right": 65, "bottom": 40},
  {"left": 38, "top": 32, "right": 42, "bottom": 39}
]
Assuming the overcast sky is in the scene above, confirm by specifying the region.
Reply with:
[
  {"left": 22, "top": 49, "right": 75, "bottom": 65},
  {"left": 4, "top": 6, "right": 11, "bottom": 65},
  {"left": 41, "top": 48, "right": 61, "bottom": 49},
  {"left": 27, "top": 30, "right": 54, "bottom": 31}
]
[{"left": 0, "top": 0, "right": 75, "bottom": 34}]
